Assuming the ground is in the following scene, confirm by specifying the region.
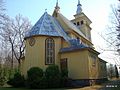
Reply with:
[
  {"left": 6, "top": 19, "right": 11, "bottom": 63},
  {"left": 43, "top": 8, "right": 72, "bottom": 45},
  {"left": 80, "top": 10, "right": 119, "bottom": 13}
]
[
  {"left": 98, "top": 79, "right": 120, "bottom": 90},
  {"left": 0, "top": 79, "right": 120, "bottom": 90}
]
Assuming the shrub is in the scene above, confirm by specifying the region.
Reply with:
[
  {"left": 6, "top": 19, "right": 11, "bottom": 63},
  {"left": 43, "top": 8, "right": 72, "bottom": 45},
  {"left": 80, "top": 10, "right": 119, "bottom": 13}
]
[
  {"left": 26, "top": 67, "right": 44, "bottom": 88},
  {"left": 27, "top": 67, "right": 43, "bottom": 78},
  {"left": 37, "top": 76, "right": 48, "bottom": 89},
  {"left": 61, "top": 69, "right": 68, "bottom": 78},
  {"left": 61, "top": 69, "right": 69, "bottom": 87},
  {"left": 45, "top": 65, "right": 61, "bottom": 88},
  {"left": 0, "top": 69, "right": 7, "bottom": 86},
  {"left": 26, "top": 65, "right": 69, "bottom": 89},
  {"left": 7, "top": 72, "right": 25, "bottom": 87},
  {"left": 0, "top": 76, "right": 7, "bottom": 86}
]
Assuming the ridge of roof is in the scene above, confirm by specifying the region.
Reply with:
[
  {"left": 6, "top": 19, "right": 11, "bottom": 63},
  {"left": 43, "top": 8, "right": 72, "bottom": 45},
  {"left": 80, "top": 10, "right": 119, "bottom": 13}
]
[{"left": 57, "top": 13, "right": 90, "bottom": 41}]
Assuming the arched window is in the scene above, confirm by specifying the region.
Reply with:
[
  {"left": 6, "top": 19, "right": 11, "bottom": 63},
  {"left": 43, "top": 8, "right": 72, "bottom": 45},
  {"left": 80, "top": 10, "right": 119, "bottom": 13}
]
[{"left": 45, "top": 38, "right": 55, "bottom": 65}]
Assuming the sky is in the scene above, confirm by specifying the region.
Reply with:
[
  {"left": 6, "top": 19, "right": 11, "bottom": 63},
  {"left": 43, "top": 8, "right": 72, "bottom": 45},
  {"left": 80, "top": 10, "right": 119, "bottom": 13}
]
[{"left": 5, "top": 0, "right": 118, "bottom": 64}]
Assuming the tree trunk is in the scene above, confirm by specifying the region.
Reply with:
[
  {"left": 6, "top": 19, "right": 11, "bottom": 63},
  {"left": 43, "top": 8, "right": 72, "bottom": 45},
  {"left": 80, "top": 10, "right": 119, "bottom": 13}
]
[{"left": 11, "top": 45, "right": 14, "bottom": 69}]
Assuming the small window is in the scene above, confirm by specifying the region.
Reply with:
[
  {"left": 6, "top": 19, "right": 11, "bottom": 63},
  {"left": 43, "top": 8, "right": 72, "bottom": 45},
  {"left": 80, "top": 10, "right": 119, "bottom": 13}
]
[
  {"left": 77, "top": 37, "right": 80, "bottom": 44},
  {"left": 81, "top": 20, "right": 84, "bottom": 25},
  {"left": 77, "top": 22, "right": 80, "bottom": 26},
  {"left": 74, "top": 23, "right": 76, "bottom": 25}
]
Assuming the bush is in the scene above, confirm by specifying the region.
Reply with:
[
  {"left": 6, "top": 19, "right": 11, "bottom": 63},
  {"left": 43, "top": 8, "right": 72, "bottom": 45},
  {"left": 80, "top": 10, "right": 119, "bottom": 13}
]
[
  {"left": 7, "top": 72, "right": 25, "bottom": 87},
  {"left": 26, "top": 67, "right": 44, "bottom": 88},
  {"left": 25, "top": 65, "right": 69, "bottom": 89},
  {"left": 37, "top": 76, "right": 48, "bottom": 89},
  {"left": 0, "top": 69, "right": 7, "bottom": 86},
  {"left": 45, "top": 65, "right": 61, "bottom": 88},
  {"left": 61, "top": 69, "right": 68, "bottom": 78},
  {"left": 27, "top": 67, "right": 43, "bottom": 78},
  {"left": 0, "top": 76, "right": 7, "bottom": 86}
]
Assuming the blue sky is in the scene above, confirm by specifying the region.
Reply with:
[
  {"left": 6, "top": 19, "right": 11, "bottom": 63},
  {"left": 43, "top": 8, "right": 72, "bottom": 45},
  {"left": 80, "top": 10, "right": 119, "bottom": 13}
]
[
  {"left": 6, "top": 0, "right": 116, "bottom": 24},
  {"left": 5, "top": 0, "right": 118, "bottom": 64}
]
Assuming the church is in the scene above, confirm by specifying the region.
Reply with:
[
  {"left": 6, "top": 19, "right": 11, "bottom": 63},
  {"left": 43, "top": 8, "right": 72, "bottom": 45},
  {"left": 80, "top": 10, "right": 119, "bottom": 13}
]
[{"left": 21, "top": 0, "right": 107, "bottom": 85}]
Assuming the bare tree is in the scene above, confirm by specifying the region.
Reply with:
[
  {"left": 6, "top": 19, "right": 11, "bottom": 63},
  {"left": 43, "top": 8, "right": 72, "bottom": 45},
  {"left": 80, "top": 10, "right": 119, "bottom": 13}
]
[
  {"left": 0, "top": 0, "right": 6, "bottom": 25},
  {"left": 0, "top": 0, "right": 8, "bottom": 66},
  {"left": 98, "top": 0, "right": 120, "bottom": 66},
  {"left": 116, "top": 0, "right": 120, "bottom": 54},
  {"left": 1, "top": 14, "right": 32, "bottom": 68}
]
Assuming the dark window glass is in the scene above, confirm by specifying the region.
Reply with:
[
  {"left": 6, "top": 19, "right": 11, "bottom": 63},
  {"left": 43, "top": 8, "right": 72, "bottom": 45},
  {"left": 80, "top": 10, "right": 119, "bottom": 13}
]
[
  {"left": 74, "top": 23, "right": 76, "bottom": 25},
  {"left": 77, "top": 37, "right": 80, "bottom": 44},
  {"left": 81, "top": 20, "right": 84, "bottom": 25},
  {"left": 77, "top": 22, "right": 80, "bottom": 26}
]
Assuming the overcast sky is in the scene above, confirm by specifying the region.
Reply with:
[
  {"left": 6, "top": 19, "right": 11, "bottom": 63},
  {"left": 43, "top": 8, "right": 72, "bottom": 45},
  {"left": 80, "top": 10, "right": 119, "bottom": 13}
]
[{"left": 5, "top": 0, "right": 118, "bottom": 64}]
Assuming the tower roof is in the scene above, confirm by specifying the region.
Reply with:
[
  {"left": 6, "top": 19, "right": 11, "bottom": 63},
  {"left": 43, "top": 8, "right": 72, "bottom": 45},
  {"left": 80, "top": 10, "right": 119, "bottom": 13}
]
[
  {"left": 76, "top": 0, "right": 82, "bottom": 14},
  {"left": 55, "top": 0, "right": 60, "bottom": 13},
  {"left": 25, "top": 12, "right": 70, "bottom": 41}
]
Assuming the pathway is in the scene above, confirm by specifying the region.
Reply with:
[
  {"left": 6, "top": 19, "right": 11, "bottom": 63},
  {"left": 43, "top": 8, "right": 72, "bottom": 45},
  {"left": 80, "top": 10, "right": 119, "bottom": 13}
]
[{"left": 69, "top": 79, "right": 120, "bottom": 90}]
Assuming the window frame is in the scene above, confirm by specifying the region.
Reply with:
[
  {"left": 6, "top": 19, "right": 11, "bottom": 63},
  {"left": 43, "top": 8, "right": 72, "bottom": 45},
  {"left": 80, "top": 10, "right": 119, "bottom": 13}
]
[{"left": 45, "top": 38, "right": 55, "bottom": 65}]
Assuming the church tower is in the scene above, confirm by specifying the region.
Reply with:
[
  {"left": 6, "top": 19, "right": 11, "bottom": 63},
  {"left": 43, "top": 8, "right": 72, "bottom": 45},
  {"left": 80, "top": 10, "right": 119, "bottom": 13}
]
[
  {"left": 71, "top": 0, "right": 92, "bottom": 41},
  {"left": 53, "top": 0, "right": 60, "bottom": 17}
]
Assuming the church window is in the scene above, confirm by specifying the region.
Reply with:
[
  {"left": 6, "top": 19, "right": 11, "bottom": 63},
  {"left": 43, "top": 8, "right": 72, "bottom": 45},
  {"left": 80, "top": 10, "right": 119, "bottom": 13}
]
[
  {"left": 77, "top": 37, "right": 80, "bottom": 44},
  {"left": 77, "top": 22, "right": 80, "bottom": 26},
  {"left": 81, "top": 20, "right": 84, "bottom": 25},
  {"left": 45, "top": 38, "right": 55, "bottom": 65},
  {"left": 74, "top": 23, "right": 76, "bottom": 25}
]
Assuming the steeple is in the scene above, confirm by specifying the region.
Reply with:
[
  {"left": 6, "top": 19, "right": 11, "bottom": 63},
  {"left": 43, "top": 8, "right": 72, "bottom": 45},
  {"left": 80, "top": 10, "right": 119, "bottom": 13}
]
[
  {"left": 55, "top": 0, "right": 60, "bottom": 13},
  {"left": 76, "top": 0, "right": 82, "bottom": 14}
]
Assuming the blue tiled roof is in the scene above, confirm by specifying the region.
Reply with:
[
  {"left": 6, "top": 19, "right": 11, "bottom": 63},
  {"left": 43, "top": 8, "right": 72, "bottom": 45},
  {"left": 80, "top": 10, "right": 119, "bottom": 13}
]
[
  {"left": 69, "top": 39, "right": 80, "bottom": 46},
  {"left": 25, "top": 12, "right": 70, "bottom": 41},
  {"left": 60, "top": 43, "right": 88, "bottom": 53},
  {"left": 25, "top": 12, "right": 90, "bottom": 52}
]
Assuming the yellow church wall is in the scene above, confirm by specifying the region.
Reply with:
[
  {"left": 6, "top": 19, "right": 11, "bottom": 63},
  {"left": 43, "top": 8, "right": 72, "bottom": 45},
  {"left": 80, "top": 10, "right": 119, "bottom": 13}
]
[
  {"left": 88, "top": 52, "right": 99, "bottom": 79},
  {"left": 87, "top": 49, "right": 107, "bottom": 80},
  {"left": 61, "top": 38, "right": 70, "bottom": 48},
  {"left": 81, "top": 37, "right": 93, "bottom": 47},
  {"left": 67, "top": 31, "right": 93, "bottom": 48},
  {"left": 72, "top": 13, "right": 92, "bottom": 26},
  {"left": 98, "top": 59, "right": 107, "bottom": 79},
  {"left": 81, "top": 24, "right": 91, "bottom": 41},
  {"left": 71, "top": 13, "right": 92, "bottom": 41},
  {"left": 60, "top": 49, "right": 89, "bottom": 79},
  {"left": 22, "top": 36, "right": 62, "bottom": 76}
]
